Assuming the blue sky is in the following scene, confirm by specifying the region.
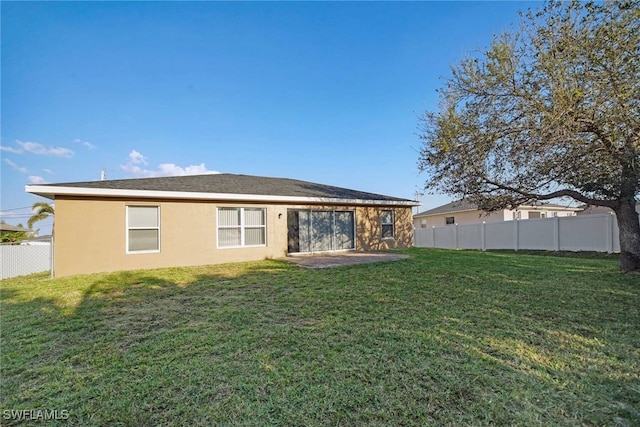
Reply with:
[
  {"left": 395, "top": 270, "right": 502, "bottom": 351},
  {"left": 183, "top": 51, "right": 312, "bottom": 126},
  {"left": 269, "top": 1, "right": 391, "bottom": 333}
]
[{"left": 1, "top": 1, "right": 539, "bottom": 235}]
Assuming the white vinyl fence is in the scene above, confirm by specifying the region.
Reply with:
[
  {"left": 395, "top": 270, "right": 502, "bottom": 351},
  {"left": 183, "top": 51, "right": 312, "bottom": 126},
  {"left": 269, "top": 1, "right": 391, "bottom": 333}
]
[
  {"left": 415, "top": 214, "right": 620, "bottom": 253},
  {"left": 0, "top": 240, "right": 53, "bottom": 280}
]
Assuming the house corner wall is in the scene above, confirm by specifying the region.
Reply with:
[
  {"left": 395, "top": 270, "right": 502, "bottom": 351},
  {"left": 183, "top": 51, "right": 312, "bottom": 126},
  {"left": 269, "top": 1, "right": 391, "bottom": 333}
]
[{"left": 356, "top": 206, "right": 413, "bottom": 250}]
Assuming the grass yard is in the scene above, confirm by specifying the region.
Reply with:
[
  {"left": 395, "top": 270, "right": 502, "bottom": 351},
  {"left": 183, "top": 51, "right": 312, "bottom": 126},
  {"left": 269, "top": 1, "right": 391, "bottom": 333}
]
[{"left": 1, "top": 248, "right": 639, "bottom": 426}]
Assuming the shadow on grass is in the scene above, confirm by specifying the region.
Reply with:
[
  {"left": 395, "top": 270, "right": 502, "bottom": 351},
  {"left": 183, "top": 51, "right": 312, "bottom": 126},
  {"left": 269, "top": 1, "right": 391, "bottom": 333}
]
[
  {"left": 1, "top": 251, "right": 639, "bottom": 426},
  {"left": 487, "top": 249, "right": 620, "bottom": 261}
]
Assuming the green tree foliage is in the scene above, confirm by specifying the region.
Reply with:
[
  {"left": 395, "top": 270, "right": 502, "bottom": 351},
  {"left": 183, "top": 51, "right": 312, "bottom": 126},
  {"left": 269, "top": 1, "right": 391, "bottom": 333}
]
[
  {"left": 418, "top": 0, "right": 640, "bottom": 272},
  {"left": 0, "top": 223, "right": 30, "bottom": 243}
]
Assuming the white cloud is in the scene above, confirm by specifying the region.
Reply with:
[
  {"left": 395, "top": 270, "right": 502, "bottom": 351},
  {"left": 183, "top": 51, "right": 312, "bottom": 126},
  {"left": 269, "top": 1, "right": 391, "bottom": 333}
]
[
  {"left": 74, "top": 138, "right": 96, "bottom": 150},
  {"left": 0, "top": 145, "right": 23, "bottom": 154},
  {"left": 3, "top": 159, "right": 28, "bottom": 173},
  {"left": 28, "top": 175, "right": 48, "bottom": 184},
  {"left": 120, "top": 150, "right": 219, "bottom": 178},
  {"left": 43, "top": 169, "right": 55, "bottom": 175},
  {"left": 16, "top": 140, "right": 74, "bottom": 158},
  {"left": 128, "top": 150, "right": 148, "bottom": 165},
  {"left": 157, "top": 163, "right": 212, "bottom": 176}
]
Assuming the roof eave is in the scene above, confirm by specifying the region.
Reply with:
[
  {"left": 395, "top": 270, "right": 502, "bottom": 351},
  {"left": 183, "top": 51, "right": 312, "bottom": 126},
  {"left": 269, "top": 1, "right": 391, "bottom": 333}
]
[
  {"left": 414, "top": 208, "right": 478, "bottom": 218},
  {"left": 25, "top": 185, "right": 419, "bottom": 206}
]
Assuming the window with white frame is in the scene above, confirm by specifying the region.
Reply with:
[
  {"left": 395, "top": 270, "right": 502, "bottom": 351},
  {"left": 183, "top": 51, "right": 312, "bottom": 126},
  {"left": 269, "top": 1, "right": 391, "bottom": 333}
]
[
  {"left": 381, "top": 210, "right": 394, "bottom": 239},
  {"left": 218, "top": 207, "right": 266, "bottom": 248},
  {"left": 127, "top": 206, "right": 160, "bottom": 253},
  {"left": 445, "top": 216, "right": 455, "bottom": 225}
]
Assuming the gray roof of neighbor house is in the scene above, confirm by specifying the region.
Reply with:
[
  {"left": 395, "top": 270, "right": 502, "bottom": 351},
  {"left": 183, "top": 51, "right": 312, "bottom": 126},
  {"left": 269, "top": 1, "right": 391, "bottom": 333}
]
[
  {"left": 0, "top": 222, "right": 31, "bottom": 233},
  {"left": 414, "top": 200, "right": 581, "bottom": 218},
  {"left": 26, "top": 173, "right": 418, "bottom": 206},
  {"left": 414, "top": 200, "right": 478, "bottom": 217},
  {"left": 578, "top": 202, "right": 640, "bottom": 215}
]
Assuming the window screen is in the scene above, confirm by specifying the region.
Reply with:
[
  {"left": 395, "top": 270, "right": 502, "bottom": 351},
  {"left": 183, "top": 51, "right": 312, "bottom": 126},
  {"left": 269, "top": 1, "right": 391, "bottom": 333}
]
[
  {"left": 218, "top": 208, "right": 266, "bottom": 248},
  {"left": 381, "top": 210, "right": 394, "bottom": 238},
  {"left": 127, "top": 206, "right": 160, "bottom": 253}
]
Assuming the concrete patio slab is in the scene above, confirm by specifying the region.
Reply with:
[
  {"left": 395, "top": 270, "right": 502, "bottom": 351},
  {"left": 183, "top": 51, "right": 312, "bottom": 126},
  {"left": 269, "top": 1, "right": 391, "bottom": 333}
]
[{"left": 282, "top": 252, "right": 409, "bottom": 269}]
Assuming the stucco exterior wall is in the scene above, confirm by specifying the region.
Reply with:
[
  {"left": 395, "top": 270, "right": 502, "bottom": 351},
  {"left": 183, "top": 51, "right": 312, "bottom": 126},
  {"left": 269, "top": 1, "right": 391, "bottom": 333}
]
[
  {"left": 53, "top": 197, "right": 413, "bottom": 277},
  {"left": 414, "top": 210, "right": 504, "bottom": 228},
  {"left": 414, "top": 208, "right": 578, "bottom": 228}
]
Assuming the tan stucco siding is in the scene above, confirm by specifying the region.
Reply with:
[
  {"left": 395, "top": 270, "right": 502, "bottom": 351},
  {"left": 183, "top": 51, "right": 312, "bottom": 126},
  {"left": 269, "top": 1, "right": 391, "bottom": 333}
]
[
  {"left": 355, "top": 206, "right": 413, "bottom": 250},
  {"left": 414, "top": 207, "right": 578, "bottom": 228},
  {"left": 53, "top": 197, "right": 413, "bottom": 277},
  {"left": 414, "top": 210, "right": 504, "bottom": 228}
]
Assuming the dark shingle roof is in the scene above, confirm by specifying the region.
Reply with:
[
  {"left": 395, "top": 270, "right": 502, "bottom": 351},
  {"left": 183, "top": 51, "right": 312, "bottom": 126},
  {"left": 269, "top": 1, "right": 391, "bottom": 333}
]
[
  {"left": 32, "top": 173, "right": 413, "bottom": 203},
  {"left": 414, "top": 200, "right": 478, "bottom": 217}
]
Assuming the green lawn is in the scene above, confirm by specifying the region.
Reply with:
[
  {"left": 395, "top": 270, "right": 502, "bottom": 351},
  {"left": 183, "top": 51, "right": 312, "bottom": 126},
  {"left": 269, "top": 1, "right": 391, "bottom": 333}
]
[{"left": 1, "top": 248, "right": 639, "bottom": 426}]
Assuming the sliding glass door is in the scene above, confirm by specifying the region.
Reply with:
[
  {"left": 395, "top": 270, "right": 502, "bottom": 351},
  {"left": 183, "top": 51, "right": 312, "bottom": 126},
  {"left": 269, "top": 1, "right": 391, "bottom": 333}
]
[{"left": 287, "top": 210, "right": 355, "bottom": 253}]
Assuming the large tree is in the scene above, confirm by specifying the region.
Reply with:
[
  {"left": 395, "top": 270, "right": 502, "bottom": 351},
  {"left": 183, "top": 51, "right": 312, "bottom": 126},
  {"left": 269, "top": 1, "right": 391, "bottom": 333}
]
[{"left": 418, "top": 0, "right": 640, "bottom": 272}]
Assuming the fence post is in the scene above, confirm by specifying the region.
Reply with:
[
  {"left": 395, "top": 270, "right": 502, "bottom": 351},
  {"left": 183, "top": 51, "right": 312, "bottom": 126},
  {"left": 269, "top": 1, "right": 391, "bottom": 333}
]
[
  {"left": 50, "top": 235, "right": 55, "bottom": 278},
  {"left": 606, "top": 213, "right": 614, "bottom": 254},
  {"left": 513, "top": 219, "right": 519, "bottom": 251},
  {"left": 553, "top": 216, "right": 560, "bottom": 251},
  {"left": 454, "top": 223, "right": 459, "bottom": 250},
  {"left": 431, "top": 226, "right": 436, "bottom": 248},
  {"left": 481, "top": 221, "right": 486, "bottom": 251}
]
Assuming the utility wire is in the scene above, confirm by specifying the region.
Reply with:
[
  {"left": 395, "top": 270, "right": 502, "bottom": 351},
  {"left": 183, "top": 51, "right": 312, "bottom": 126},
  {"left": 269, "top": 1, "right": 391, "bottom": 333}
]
[{"left": 0, "top": 206, "right": 33, "bottom": 212}]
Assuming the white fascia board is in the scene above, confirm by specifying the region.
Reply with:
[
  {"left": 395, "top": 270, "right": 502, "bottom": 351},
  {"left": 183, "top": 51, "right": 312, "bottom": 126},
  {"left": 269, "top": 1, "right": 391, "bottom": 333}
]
[{"left": 25, "top": 185, "right": 419, "bottom": 206}]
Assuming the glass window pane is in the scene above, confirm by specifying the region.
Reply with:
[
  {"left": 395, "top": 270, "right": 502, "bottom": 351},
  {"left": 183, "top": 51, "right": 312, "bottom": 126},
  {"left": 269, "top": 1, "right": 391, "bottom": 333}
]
[
  {"left": 219, "top": 228, "right": 241, "bottom": 247},
  {"left": 382, "top": 224, "right": 394, "bottom": 239},
  {"left": 381, "top": 210, "right": 393, "bottom": 224},
  {"left": 311, "top": 211, "right": 332, "bottom": 252},
  {"left": 244, "top": 209, "right": 265, "bottom": 226},
  {"left": 245, "top": 227, "right": 266, "bottom": 246},
  {"left": 335, "top": 211, "right": 355, "bottom": 250},
  {"left": 129, "top": 229, "right": 159, "bottom": 251},
  {"left": 128, "top": 206, "right": 158, "bottom": 228},
  {"left": 218, "top": 208, "right": 240, "bottom": 226}
]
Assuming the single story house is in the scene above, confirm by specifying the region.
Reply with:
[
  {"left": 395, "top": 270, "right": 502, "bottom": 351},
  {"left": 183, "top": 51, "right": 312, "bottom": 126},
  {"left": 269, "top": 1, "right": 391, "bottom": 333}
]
[
  {"left": 0, "top": 222, "right": 33, "bottom": 240},
  {"left": 0, "top": 222, "right": 29, "bottom": 234},
  {"left": 414, "top": 200, "right": 581, "bottom": 228},
  {"left": 26, "top": 173, "right": 418, "bottom": 277}
]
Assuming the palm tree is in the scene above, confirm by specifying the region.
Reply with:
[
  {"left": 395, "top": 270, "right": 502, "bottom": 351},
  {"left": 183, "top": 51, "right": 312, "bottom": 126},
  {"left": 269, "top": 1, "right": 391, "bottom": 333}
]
[{"left": 28, "top": 202, "right": 54, "bottom": 231}]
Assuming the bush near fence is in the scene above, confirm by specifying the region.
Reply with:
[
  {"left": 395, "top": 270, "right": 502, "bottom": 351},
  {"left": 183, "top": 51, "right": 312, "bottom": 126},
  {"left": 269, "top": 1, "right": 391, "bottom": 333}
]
[
  {"left": 0, "top": 240, "right": 53, "bottom": 279},
  {"left": 414, "top": 214, "right": 620, "bottom": 253}
]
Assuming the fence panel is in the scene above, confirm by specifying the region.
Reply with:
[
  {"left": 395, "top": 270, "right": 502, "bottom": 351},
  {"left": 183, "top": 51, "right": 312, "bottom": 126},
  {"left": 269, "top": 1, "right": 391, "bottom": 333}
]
[
  {"left": 519, "top": 218, "right": 555, "bottom": 250},
  {"left": 433, "top": 226, "right": 456, "bottom": 249},
  {"left": 0, "top": 242, "right": 52, "bottom": 280},
  {"left": 414, "top": 214, "right": 622, "bottom": 253},
  {"left": 558, "top": 215, "right": 611, "bottom": 252},
  {"left": 414, "top": 227, "right": 434, "bottom": 248},
  {"left": 457, "top": 224, "right": 483, "bottom": 250},
  {"left": 484, "top": 222, "right": 514, "bottom": 250}
]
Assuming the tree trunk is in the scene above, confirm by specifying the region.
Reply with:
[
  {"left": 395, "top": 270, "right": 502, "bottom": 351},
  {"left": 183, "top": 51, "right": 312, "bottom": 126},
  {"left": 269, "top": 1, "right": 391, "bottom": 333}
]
[{"left": 615, "top": 199, "right": 640, "bottom": 273}]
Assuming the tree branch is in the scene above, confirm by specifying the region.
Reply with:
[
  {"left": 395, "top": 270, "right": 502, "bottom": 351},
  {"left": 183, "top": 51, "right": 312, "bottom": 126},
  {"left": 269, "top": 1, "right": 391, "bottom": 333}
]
[{"left": 482, "top": 177, "right": 619, "bottom": 208}]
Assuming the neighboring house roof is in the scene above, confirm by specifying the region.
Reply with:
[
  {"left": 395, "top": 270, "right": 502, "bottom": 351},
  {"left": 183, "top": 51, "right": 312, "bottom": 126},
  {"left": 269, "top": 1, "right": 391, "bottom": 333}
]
[
  {"left": 414, "top": 200, "right": 478, "bottom": 217},
  {"left": 0, "top": 223, "right": 31, "bottom": 233},
  {"left": 414, "top": 200, "right": 581, "bottom": 218},
  {"left": 578, "top": 202, "right": 640, "bottom": 215},
  {"left": 26, "top": 173, "right": 418, "bottom": 206}
]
